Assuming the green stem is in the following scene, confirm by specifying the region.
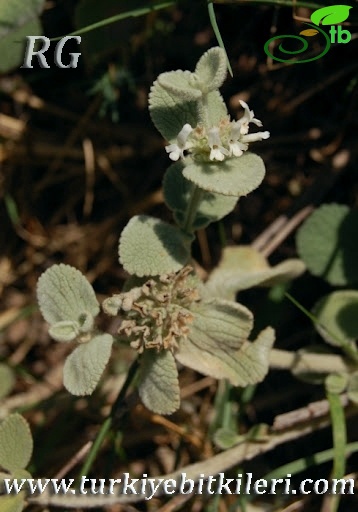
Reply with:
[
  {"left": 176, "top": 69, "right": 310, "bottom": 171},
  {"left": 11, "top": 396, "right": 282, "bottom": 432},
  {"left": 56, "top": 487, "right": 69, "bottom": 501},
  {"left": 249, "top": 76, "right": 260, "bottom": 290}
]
[
  {"left": 182, "top": 184, "right": 204, "bottom": 234},
  {"left": 78, "top": 357, "right": 139, "bottom": 477},
  {"left": 286, "top": 293, "right": 358, "bottom": 364},
  {"left": 326, "top": 390, "right": 346, "bottom": 512}
]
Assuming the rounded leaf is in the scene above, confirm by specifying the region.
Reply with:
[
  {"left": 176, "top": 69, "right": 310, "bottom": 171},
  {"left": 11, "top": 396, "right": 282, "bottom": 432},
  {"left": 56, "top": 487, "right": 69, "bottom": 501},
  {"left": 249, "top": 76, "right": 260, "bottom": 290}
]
[
  {"left": 182, "top": 152, "right": 265, "bottom": 197},
  {"left": 311, "top": 5, "right": 352, "bottom": 26},
  {"left": 313, "top": 290, "right": 358, "bottom": 347},
  {"left": 63, "top": 334, "right": 113, "bottom": 395},
  {"left": 194, "top": 47, "right": 227, "bottom": 92},
  {"left": 176, "top": 299, "right": 254, "bottom": 385},
  {"left": 158, "top": 70, "right": 201, "bottom": 101},
  {"left": 0, "top": 494, "right": 25, "bottom": 512},
  {"left": 149, "top": 77, "right": 199, "bottom": 143},
  {"left": 0, "top": 0, "right": 45, "bottom": 73},
  {"left": 119, "top": 215, "right": 191, "bottom": 277},
  {"left": 205, "top": 246, "right": 305, "bottom": 300},
  {"left": 37, "top": 264, "right": 99, "bottom": 325},
  {"left": 0, "top": 414, "right": 33, "bottom": 472},
  {"left": 138, "top": 350, "right": 180, "bottom": 415},
  {"left": 296, "top": 204, "right": 358, "bottom": 286},
  {"left": 0, "top": 364, "right": 15, "bottom": 400},
  {"left": 49, "top": 321, "right": 80, "bottom": 343},
  {"left": 163, "top": 161, "right": 237, "bottom": 230}
]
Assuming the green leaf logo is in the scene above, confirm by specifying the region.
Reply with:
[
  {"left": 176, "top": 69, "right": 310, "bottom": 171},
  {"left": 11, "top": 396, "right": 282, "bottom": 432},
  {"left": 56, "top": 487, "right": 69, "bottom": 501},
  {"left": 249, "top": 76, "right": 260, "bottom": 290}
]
[{"left": 311, "top": 5, "right": 352, "bottom": 26}]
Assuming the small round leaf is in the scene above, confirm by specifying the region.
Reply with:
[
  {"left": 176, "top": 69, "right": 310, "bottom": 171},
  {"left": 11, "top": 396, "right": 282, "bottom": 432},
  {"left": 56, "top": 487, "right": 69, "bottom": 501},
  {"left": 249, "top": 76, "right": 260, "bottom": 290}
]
[
  {"left": 182, "top": 152, "right": 265, "bottom": 197},
  {"left": 37, "top": 264, "right": 99, "bottom": 325},
  {"left": 63, "top": 334, "right": 113, "bottom": 395},
  {"left": 194, "top": 47, "right": 227, "bottom": 92},
  {"left": 296, "top": 204, "right": 358, "bottom": 286},
  {"left": 313, "top": 290, "right": 358, "bottom": 347},
  {"left": 0, "top": 364, "right": 15, "bottom": 399},
  {"left": 0, "top": 414, "right": 33, "bottom": 472},
  {"left": 119, "top": 215, "right": 191, "bottom": 277},
  {"left": 163, "top": 162, "right": 237, "bottom": 229}
]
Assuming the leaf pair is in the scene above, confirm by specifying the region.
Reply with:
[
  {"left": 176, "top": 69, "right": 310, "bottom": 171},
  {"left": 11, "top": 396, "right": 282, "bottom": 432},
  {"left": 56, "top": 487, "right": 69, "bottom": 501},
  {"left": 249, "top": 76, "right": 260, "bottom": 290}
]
[
  {"left": 137, "top": 299, "right": 275, "bottom": 415},
  {"left": 37, "top": 265, "right": 113, "bottom": 396}
]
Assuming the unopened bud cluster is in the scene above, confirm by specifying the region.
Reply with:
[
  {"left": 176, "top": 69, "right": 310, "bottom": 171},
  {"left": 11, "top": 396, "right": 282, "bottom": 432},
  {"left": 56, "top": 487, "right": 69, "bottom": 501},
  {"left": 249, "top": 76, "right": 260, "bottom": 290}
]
[{"left": 102, "top": 267, "right": 200, "bottom": 353}]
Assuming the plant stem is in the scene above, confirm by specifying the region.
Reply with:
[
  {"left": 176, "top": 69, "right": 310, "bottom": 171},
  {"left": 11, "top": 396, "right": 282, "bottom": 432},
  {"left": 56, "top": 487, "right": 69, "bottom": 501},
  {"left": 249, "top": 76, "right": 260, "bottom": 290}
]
[
  {"left": 182, "top": 184, "right": 204, "bottom": 234},
  {"left": 269, "top": 348, "right": 350, "bottom": 374},
  {"left": 78, "top": 357, "right": 139, "bottom": 477}
]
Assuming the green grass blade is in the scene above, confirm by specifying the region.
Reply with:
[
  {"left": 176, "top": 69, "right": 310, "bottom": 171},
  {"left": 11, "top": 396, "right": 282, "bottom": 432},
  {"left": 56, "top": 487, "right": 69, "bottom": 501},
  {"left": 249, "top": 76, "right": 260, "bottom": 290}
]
[
  {"left": 207, "top": 2, "right": 233, "bottom": 77},
  {"left": 50, "top": 1, "right": 176, "bottom": 41},
  {"left": 264, "top": 441, "right": 358, "bottom": 480}
]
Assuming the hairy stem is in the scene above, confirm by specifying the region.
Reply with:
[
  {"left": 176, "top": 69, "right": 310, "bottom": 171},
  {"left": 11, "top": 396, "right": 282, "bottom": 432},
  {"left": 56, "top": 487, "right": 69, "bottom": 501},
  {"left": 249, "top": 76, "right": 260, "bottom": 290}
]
[
  {"left": 269, "top": 348, "right": 350, "bottom": 374},
  {"left": 182, "top": 184, "right": 204, "bottom": 235}
]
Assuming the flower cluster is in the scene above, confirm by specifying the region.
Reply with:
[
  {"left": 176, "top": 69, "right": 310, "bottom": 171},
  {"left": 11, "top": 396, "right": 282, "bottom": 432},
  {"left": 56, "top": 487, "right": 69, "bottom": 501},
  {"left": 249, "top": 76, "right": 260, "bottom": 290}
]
[
  {"left": 165, "top": 100, "right": 270, "bottom": 163},
  {"left": 102, "top": 266, "right": 200, "bottom": 353}
]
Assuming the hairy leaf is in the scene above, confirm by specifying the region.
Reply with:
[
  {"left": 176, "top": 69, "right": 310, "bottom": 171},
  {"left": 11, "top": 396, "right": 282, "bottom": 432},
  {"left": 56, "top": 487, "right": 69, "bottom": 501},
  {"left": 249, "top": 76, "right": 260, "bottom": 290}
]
[
  {"left": 313, "top": 290, "right": 358, "bottom": 347},
  {"left": 138, "top": 350, "right": 180, "bottom": 415},
  {"left": 205, "top": 246, "right": 305, "bottom": 300},
  {"left": 149, "top": 77, "right": 199, "bottom": 143},
  {"left": 231, "top": 327, "right": 275, "bottom": 386},
  {"left": 182, "top": 152, "right": 265, "bottom": 197},
  {"left": 296, "top": 204, "right": 358, "bottom": 286},
  {"left": 0, "top": 494, "right": 25, "bottom": 512},
  {"left": 0, "top": 364, "right": 15, "bottom": 400},
  {"left": 37, "top": 264, "right": 99, "bottom": 325},
  {"left": 0, "top": 414, "right": 32, "bottom": 472},
  {"left": 163, "top": 161, "right": 237, "bottom": 230},
  {"left": 158, "top": 70, "right": 201, "bottom": 101},
  {"left": 0, "top": 0, "right": 45, "bottom": 72},
  {"left": 49, "top": 321, "right": 80, "bottom": 343},
  {"left": 194, "top": 47, "right": 227, "bottom": 92},
  {"left": 176, "top": 299, "right": 254, "bottom": 384},
  {"left": 63, "top": 334, "right": 113, "bottom": 395},
  {"left": 119, "top": 215, "right": 191, "bottom": 277}
]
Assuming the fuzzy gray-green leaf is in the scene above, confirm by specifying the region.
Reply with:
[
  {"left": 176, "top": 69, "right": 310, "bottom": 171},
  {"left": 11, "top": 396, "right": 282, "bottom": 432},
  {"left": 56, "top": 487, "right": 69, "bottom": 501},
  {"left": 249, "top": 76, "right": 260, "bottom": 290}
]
[
  {"left": 49, "top": 320, "right": 80, "bottom": 342},
  {"left": 149, "top": 77, "right": 199, "bottom": 143},
  {"left": 232, "top": 327, "right": 275, "bottom": 386},
  {"left": 0, "top": 414, "right": 32, "bottom": 472},
  {"left": 0, "top": 494, "right": 26, "bottom": 512},
  {"left": 163, "top": 161, "right": 237, "bottom": 229},
  {"left": 205, "top": 246, "right": 305, "bottom": 300},
  {"left": 175, "top": 299, "right": 253, "bottom": 385},
  {"left": 138, "top": 350, "right": 180, "bottom": 415},
  {"left": 194, "top": 47, "right": 227, "bottom": 92},
  {"left": 63, "top": 333, "right": 113, "bottom": 395},
  {"left": 158, "top": 70, "right": 202, "bottom": 101},
  {"left": 0, "top": 364, "right": 15, "bottom": 400},
  {"left": 296, "top": 204, "right": 358, "bottom": 286},
  {"left": 313, "top": 290, "right": 358, "bottom": 347},
  {"left": 182, "top": 152, "right": 265, "bottom": 197},
  {"left": 37, "top": 264, "right": 99, "bottom": 325},
  {"left": 0, "top": 0, "right": 45, "bottom": 73},
  {"left": 119, "top": 215, "right": 191, "bottom": 277}
]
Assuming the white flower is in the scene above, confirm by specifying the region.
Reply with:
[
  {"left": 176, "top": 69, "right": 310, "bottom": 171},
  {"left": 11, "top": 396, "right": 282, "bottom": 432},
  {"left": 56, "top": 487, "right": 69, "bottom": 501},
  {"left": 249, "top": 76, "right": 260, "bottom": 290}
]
[
  {"left": 237, "top": 100, "right": 263, "bottom": 135},
  {"left": 228, "top": 121, "right": 249, "bottom": 157},
  {"left": 208, "top": 127, "right": 229, "bottom": 161},
  {"left": 165, "top": 123, "right": 193, "bottom": 161},
  {"left": 241, "top": 131, "right": 270, "bottom": 143}
]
